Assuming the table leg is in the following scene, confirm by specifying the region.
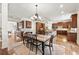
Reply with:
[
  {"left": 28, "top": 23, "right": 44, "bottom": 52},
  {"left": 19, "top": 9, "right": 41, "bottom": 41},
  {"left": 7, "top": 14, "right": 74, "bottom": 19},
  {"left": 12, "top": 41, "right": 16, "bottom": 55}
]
[
  {"left": 42, "top": 42, "right": 45, "bottom": 55},
  {"left": 23, "top": 38, "right": 24, "bottom": 44},
  {"left": 36, "top": 45, "right": 37, "bottom": 54}
]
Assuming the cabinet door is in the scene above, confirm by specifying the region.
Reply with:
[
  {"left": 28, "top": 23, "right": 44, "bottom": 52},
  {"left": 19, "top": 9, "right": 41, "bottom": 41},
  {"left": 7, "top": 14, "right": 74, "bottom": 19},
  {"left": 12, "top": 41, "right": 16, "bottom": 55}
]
[
  {"left": 71, "top": 14, "right": 77, "bottom": 28},
  {"left": 67, "top": 33, "right": 77, "bottom": 44}
]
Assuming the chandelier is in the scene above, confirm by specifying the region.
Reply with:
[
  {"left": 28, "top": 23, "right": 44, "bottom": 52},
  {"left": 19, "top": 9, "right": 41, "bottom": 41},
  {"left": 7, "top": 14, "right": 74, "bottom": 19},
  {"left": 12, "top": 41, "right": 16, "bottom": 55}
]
[
  {"left": 31, "top": 4, "right": 42, "bottom": 21},
  {"left": 35, "top": 5, "right": 38, "bottom": 20}
]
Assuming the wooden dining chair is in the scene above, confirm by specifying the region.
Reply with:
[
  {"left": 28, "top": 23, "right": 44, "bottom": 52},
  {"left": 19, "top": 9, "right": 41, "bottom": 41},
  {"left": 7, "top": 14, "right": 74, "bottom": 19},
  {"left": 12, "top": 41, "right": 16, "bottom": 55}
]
[
  {"left": 23, "top": 32, "right": 33, "bottom": 49},
  {"left": 45, "top": 35, "right": 54, "bottom": 55},
  {"left": 31, "top": 34, "right": 42, "bottom": 54}
]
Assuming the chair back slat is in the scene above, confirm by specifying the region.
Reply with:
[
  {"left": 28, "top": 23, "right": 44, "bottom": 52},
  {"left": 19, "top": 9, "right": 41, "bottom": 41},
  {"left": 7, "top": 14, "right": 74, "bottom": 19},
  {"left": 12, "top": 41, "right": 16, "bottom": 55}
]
[{"left": 49, "top": 35, "right": 54, "bottom": 43}]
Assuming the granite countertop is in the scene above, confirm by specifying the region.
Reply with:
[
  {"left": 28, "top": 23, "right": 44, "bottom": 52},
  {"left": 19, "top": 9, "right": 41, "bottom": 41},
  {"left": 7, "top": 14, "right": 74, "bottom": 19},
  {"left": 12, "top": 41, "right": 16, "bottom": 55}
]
[
  {"left": 67, "top": 30, "right": 77, "bottom": 33},
  {"left": 56, "top": 28, "right": 68, "bottom": 31},
  {"left": 56, "top": 28, "right": 77, "bottom": 33}
]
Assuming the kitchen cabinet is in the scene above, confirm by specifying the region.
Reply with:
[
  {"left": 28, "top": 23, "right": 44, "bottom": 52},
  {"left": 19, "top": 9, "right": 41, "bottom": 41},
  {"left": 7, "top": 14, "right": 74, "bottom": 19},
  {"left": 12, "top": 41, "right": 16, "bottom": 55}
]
[
  {"left": 71, "top": 14, "right": 77, "bottom": 28},
  {"left": 52, "top": 21, "right": 72, "bottom": 29},
  {"left": 67, "top": 32, "right": 77, "bottom": 44},
  {"left": 57, "top": 29, "right": 77, "bottom": 44},
  {"left": 0, "top": 48, "right": 8, "bottom": 54},
  {"left": 57, "top": 30, "right": 67, "bottom": 35}
]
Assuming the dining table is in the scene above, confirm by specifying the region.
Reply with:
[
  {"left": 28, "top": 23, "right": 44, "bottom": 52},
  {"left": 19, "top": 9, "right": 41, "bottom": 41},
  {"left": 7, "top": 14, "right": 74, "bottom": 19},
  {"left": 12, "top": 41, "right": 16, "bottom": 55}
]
[
  {"left": 36, "top": 34, "right": 51, "bottom": 55},
  {"left": 23, "top": 34, "right": 51, "bottom": 55}
]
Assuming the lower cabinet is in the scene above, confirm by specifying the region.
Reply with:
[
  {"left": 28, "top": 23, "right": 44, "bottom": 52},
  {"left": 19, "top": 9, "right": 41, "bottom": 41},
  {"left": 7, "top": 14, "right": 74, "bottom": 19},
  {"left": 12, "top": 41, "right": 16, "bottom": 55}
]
[
  {"left": 57, "top": 30, "right": 77, "bottom": 44},
  {"left": 57, "top": 30, "right": 67, "bottom": 35},
  {"left": 67, "top": 33, "right": 77, "bottom": 44}
]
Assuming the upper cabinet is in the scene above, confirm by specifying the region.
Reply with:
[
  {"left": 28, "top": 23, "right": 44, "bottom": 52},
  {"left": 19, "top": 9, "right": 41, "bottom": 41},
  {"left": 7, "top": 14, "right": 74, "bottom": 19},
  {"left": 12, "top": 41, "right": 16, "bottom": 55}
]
[
  {"left": 52, "top": 21, "right": 72, "bottom": 29},
  {"left": 71, "top": 14, "right": 77, "bottom": 28}
]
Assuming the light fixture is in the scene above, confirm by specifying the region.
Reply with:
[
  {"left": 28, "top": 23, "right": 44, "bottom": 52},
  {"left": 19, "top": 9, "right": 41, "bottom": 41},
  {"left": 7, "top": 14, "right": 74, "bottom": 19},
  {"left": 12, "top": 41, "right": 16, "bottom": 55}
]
[
  {"left": 31, "top": 4, "right": 42, "bottom": 21},
  {"left": 61, "top": 11, "right": 64, "bottom": 14},
  {"left": 60, "top": 4, "right": 63, "bottom": 8},
  {"left": 35, "top": 4, "right": 38, "bottom": 20}
]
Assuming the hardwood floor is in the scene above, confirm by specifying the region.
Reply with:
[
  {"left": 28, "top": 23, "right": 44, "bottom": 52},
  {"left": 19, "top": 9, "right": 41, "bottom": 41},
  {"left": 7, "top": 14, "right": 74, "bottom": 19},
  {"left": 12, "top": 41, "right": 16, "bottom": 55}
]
[
  {"left": 0, "top": 41, "right": 2, "bottom": 48},
  {"left": 1, "top": 33, "right": 79, "bottom": 55}
]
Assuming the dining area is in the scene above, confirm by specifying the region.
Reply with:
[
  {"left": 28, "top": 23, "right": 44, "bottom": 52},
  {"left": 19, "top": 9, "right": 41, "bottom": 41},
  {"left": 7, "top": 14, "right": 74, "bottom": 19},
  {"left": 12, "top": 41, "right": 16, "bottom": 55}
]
[
  {"left": 22, "top": 32, "right": 54, "bottom": 55},
  {"left": 15, "top": 16, "right": 56, "bottom": 55},
  {"left": 1, "top": 1, "right": 79, "bottom": 59},
  {"left": 5, "top": 3, "right": 79, "bottom": 55},
  {"left": 9, "top": 29, "right": 79, "bottom": 55}
]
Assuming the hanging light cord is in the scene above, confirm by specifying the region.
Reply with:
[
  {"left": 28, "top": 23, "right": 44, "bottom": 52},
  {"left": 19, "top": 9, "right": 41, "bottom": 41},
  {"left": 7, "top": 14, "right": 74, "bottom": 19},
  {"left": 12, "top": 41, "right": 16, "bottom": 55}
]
[
  {"left": 35, "top": 4, "right": 38, "bottom": 18},
  {"left": 35, "top": 4, "right": 38, "bottom": 14}
]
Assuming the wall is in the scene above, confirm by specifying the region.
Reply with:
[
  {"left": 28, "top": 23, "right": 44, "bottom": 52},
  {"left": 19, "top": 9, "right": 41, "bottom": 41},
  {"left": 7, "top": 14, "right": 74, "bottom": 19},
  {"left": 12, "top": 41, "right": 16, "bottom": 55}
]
[
  {"left": 46, "top": 21, "right": 52, "bottom": 30},
  {"left": 8, "top": 21, "right": 17, "bottom": 32},
  {"left": 77, "top": 11, "right": 79, "bottom": 45}
]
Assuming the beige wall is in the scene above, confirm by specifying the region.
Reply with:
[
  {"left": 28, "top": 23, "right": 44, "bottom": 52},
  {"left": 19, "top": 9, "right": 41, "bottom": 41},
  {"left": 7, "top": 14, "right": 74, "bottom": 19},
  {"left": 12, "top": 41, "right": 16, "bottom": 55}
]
[{"left": 77, "top": 11, "right": 79, "bottom": 45}]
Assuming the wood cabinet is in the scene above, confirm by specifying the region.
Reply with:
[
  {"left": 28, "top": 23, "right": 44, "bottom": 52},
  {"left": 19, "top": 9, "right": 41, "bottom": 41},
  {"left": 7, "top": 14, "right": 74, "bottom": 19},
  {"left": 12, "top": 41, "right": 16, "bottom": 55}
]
[
  {"left": 0, "top": 48, "right": 8, "bottom": 55},
  {"left": 52, "top": 21, "right": 72, "bottom": 29},
  {"left": 57, "top": 30, "right": 77, "bottom": 44},
  {"left": 36, "top": 22, "right": 45, "bottom": 35},
  {"left": 71, "top": 14, "right": 77, "bottom": 28},
  {"left": 67, "top": 32, "right": 77, "bottom": 44},
  {"left": 57, "top": 30, "right": 67, "bottom": 35}
]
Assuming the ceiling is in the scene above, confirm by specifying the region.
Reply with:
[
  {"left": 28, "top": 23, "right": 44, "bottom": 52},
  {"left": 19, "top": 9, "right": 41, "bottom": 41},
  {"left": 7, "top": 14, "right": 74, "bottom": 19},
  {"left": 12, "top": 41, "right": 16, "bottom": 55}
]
[{"left": 8, "top": 3, "right": 79, "bottom": 22}]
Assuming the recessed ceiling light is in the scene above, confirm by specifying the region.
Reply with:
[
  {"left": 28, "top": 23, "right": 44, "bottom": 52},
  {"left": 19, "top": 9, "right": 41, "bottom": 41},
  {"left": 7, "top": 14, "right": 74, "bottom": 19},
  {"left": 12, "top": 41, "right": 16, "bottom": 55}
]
[
  {"left": 61, "top": 11, "right": 64, "bottom": 14},
  {"left": 60, "top": 4, "right": 63, "bottom": 8}
]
